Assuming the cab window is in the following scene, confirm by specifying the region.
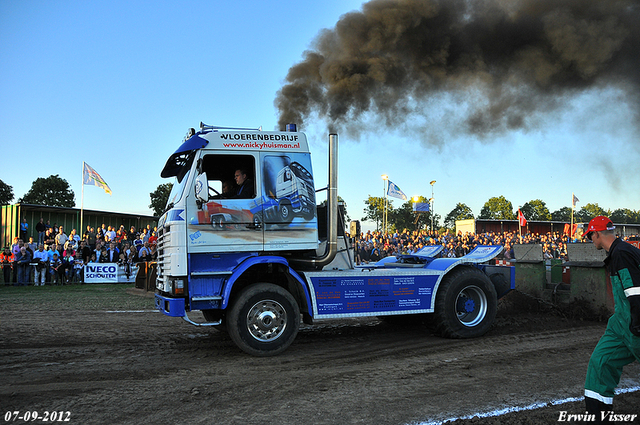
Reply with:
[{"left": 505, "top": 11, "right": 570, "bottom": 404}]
[{"left": 201, "top": 154, "right": 256, "bottom": 199}]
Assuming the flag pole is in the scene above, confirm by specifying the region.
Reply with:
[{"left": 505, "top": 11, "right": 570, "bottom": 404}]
[
  {"left": 81, "top": 162, "right": 85, "bottom": 236},
  {"left": 570, "top": 193, "right": 574, "bottom": 243},
  {"left": 518, "top": 210, "right": 522, "bottom": 240}
]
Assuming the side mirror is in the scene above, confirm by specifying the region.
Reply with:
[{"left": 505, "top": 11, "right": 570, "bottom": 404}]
[{"left": 195, "top": 173, "right": 209, "bottom": 208}]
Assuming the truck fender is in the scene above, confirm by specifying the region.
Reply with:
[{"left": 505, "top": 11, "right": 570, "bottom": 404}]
[
  {"left": 425, "top": 245, "right": 504, "bottom": 274},
  {"left": 427, "top": 245, "right": 508, "bottom": 302},
  {"left": 220, "top": 255, "right": 313, "bottom": 316}
]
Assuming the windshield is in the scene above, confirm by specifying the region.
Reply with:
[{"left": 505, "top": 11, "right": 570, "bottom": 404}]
[
  {"left": 165, "top": 152, "right": 195, "bottom": 209},
  {"left": 161, "top": 134, "right": 208, "bottom": 178},
  {"left": 166, "top": 168, "right": 191, "bottom": 207},
  {"left": 289, "top": 162, "right": 314, "bottom": 185}
]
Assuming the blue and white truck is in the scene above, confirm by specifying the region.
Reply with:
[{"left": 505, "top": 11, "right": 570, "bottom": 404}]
[{"left": 155, "top": 123, "right": 514, "bottom": 356}]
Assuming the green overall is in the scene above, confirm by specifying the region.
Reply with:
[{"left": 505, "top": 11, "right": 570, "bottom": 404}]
[{"left": 585, "top": 238, "right": 640, "bottom": 404}]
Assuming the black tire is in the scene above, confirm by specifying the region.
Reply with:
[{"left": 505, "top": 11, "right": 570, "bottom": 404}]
[
  {"left": 434, "top": 266, "right": 497, "bottom": 338},
  {"left": 278, "top": 200, "right": 293, "bottom": 223},
  {"left": 302, "top": 206, "right": 315, "bottom": 221},
  {"left": 227, "top": 283, "right": 300, "bottom": 356}
]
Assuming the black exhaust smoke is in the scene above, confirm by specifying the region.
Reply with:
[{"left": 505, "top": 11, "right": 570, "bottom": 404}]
[{"left": 275, "top": 0, "right": 639, "bottom": 139}]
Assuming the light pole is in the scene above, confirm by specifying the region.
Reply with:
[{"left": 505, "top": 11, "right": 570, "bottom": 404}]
[
  {"left": 430, "top": 180, "right": 436, "bottom": 233},
  {"left": 381, "top": 175, "right": 388, "bottom": 234}
]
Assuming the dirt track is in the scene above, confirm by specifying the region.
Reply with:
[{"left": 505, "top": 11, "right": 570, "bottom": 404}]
[{"left": 1, "top": 289, "right": 639, "bottom": 425}]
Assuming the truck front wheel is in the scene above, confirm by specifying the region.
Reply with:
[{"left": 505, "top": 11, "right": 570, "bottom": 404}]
[
  {"left": 227, "top": 283, "right": 300, "bottom": 356},
  {"left": 278, "top": 200, "right": 293, "bottom": 223},
  {"left": 434, "top": 266, "right": 497, "bottom": 339}
]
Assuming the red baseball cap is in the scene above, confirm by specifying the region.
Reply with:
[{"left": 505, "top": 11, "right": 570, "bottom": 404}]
[{"left": 584, "top": 216, "right": 615, "bottom": 240}]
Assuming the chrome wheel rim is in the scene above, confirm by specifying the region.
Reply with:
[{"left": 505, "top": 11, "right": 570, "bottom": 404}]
[
  {"left": 246, "top": 300, "right": 287, "bottom": 342},
  {"left": 455, "top": 285, "right": 487, "bottom": 327}
]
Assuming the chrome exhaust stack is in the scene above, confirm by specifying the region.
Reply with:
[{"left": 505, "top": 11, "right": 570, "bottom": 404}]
[{"left": 291, "top": 133, "right": 338, "bottom": 269}]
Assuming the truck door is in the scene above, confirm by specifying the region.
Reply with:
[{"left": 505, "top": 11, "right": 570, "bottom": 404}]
[{"left": 187, "top": 152, "right": 264, "bottom": 253}]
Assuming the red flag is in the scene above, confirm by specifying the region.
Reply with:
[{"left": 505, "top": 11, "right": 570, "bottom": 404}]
[
  {"left": 564, "top": 223, "right": 578, "bottom": 236},
  {"left": 518, "top": 209, "right": 527, "bottom": 227}
]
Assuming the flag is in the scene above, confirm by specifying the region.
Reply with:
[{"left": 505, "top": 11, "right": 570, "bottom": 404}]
[
  {"left": 387, "top": 180, "right": 407, "bottom": 200},
  {"left": 572, "top": 194, "right": 579, "bottom": 207},
  {"left": 83, "top": 162, "right": 112, "bottom": 195},
  {"left": 564, "top": 223, "right": 578, "bottom": 236},
  {"left": 413, "top": 202, "right": 430, "bottom": 212},
  {"left": 518, "top": 209, "right": 527, "bottom": 227}
]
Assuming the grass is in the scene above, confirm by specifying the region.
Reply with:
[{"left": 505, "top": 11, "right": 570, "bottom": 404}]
[{"left": 0, "top": 284, "right": 155, "bottom": 311}]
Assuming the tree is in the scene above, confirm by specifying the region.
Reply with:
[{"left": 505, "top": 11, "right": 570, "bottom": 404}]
[
  {"left": 0, "top": 179, "right": 14, "bottom": 205},
  {"left": 19, "top": 175, "right": 75, "bottom": 207},
  {"left": 520, "top": 199, "right": 551, "bottom": 221},
  {"left": 610, "top": 208, "right": 639, "bottom": 224},
  {"left": 431, "top": 212, "right": 442, "bottom": 231},
  {"left": 149, "top": 183, "right": 173, "bottom": 216},
  {"left": 478, "top": 196, "right": 515, "bottom": 220},
  {"left": 575, "top": 203, "right": 609, "bottom": 223},
  {"left": 551, "top": 207, "right": 572, "bottom": 222},
  {"left": 444, "top": 203, "right": 474, "bottom": 228},
  {"left": 362, "top": 195, "right": 389, "bottom": 231}
]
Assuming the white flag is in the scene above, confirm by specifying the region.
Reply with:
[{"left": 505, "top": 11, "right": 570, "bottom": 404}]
[
  {"left": 83, "top": 162, "right": 112, "bottom": 195},
  {"left": 387, "top": 180, "right": 407, "bottom": 200}
]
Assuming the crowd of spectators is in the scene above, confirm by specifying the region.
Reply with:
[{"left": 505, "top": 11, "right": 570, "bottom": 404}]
[
  {"left": 1, "top": 220, "right": 158, "bottom": 286},
  {"left": 5, "top": 219, "right": 639, "bottom": 284},
  {"left": 353, "top": 228, "right": 639, "bottom": 265}
]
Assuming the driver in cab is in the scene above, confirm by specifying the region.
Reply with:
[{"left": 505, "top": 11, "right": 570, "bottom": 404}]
[{"left": 232, "top": 169, "right": 254, "bottom": 199}]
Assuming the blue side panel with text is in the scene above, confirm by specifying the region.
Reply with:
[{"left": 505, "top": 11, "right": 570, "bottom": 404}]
[
  {"left": 307, "top": 245, "right": 504, "bottom": 319},
  {"left": 307, "top": 271, "right": 440, "bottom": 318}
]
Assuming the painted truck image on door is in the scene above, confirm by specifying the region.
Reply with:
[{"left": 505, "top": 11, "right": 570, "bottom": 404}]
[
  {"left": 274, "top": 161, "right": 316, "bottom": 222},
  {"left": 155, "top": 123, "right": 515, "bottom": 356},
  {"left": 252, "top": 156, "right": 316, "bottom": 231}
]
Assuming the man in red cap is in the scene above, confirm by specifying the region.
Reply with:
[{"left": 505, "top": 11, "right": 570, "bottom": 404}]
[{"left": 583, "top": 216, "right": 640, "bottom": 421}]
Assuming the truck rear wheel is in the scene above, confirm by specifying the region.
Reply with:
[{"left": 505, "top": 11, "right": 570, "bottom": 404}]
[
  {"left": 434, "top": 266, "right": 497, "bottom": 338},
  {"left": 227, "top": 283, "right": 300, "bottom": 356}
]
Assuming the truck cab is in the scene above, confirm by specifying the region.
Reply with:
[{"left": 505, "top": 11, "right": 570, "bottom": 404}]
[{"left": 155, "top": 124, "right": 334, "bottom": 337}]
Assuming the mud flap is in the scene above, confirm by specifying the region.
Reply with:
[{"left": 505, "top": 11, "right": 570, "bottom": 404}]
[{"left": 481, "top": 265, "right": 515, "bottom": 299}]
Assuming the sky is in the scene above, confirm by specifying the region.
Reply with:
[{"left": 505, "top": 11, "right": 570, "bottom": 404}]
[{"left": 1, "top": 0, "right": 639, "bottom": 232}]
